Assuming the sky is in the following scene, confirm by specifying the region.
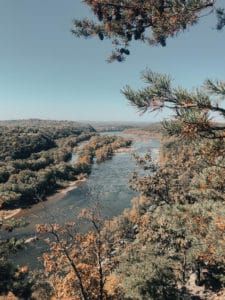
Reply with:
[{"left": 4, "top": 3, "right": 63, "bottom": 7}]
[{"left": 0, "top": 0, "right": 224, "bottom": 122}]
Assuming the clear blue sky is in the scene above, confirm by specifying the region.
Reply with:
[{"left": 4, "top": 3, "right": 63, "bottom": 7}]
[{"left": 0, "top": 0, "right": 224, "bottom": 122}]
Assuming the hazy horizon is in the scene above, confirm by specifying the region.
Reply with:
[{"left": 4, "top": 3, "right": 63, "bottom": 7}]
[
  {"left": 0, "top": 1, "right": 224, "bottom": 122},
  {"left": 0, "top": 117, "right": 157, "bottom": 124}
]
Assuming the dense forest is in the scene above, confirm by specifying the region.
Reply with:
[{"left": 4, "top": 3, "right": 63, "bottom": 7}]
[
  {"left": 0, "top": 121, "right": 134, "bottom": 299},
  {"left": 1, "top": 0, "right": 225, "bottom": 299},
  {"left": 1, "top": 121, "right": 224, "bottom": 299},
  {"left": 24, "top": 0, "right": 225, "bottom": 295},
  {"left": 0, "top": 120, "right": 132, "bottom": 209},
  {"left": 31, "top": 132, "right": 224, "bottom": 300}
]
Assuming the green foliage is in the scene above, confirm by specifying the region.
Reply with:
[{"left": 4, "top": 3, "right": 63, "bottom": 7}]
[
  {"left": 117, "top": 133, "right": 225, "bottom": 298},
  {"left": 0, "top": 125, "right": 132, "bottom": 209},
  {"left": 0, "top": 216, "right": 34, "bottom": 298},
  {"left": 0, "top": 122, "right": 96, "bottom": 209},
  {"left": 0, "top": 260, "right": 17, "bottom": 295},
  {"left": 0, "top": 260, "right": 33, "bottom": 298},
  {"left": 120, "top": 249, "right": 179, "bottom": 300}
]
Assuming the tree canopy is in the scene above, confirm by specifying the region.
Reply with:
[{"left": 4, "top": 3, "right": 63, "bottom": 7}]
[
  {"left": 1, "top": 0, "right": 225, "bottom": 298},
  {"left": 72, "top": 0, "right": 224, "bottom": 61},
  {"left": 69, "top": 1, "right": 225, "bottom": 298}
]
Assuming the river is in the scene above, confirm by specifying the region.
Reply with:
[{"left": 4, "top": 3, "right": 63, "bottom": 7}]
[{"left": 7, "top": 132, "right": 160, "bottom": 268}]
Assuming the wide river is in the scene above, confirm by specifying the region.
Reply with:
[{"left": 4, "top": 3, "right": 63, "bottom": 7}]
[{"left": 7, "top": 132, "right": 160, "bottom": 268}]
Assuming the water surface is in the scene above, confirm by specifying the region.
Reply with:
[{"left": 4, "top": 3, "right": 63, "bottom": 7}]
[{"left": 8, "top": 132, "right": 160, "bottom": 267}]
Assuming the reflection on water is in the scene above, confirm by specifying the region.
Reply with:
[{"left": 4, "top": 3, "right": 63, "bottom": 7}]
[{"left": 8, "top": 132, "right": 160, "bottom": 267}]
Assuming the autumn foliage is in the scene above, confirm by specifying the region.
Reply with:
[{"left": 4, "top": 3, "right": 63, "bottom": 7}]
[{"left": 36, "top": 209, "right": 124, "bottom": 300}]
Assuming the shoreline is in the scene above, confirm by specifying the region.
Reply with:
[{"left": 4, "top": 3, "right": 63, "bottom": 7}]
[
  {"left": 0, "top": 147, "right": 131, "bottom": 220},
  {"left": 123, "top": 129, "right": 162, "bottom": 140},
  {"left": 56, "top": 177, "right": 87, "bottom": 195},
  {"left": 0, "top": 177, "right": 88, "bottom": 220},
  {"left": 0, "top": 135, "right": 159, "bottom": 220},
  {"left": 114, "top": 146, "right": 134, "bottom": 153},
  {"left": 0, "top": 208, "right": 22, "bottom": 220}
]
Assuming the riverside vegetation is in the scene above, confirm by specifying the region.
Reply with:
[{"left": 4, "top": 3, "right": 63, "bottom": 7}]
[
  {"left": 0, "top": 116, "right": 224, "bottom": 299},
  {"left": 1, "top": 116, "right": 224, "bottom": 299},
  {"left": 0, "top": 121, "right": 96, "bottom": 209},
  {"left": 0, "top": 120, "right": 132, "bottom": 210},
  {"left": 1, "top": 0, "right": 225, "bottom": 299},
  {"left": 34, "top": 130, "right": 225, "bottom": 299},
  {"left": 0, "top": 120, "right": 134, "bottom": 299},
  {"left": 66, "top": 3, "right": 225, "bottom": 297}
]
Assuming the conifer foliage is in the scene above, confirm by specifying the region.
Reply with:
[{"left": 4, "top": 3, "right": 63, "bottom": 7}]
[
  {"left": 72, "top": 0, "right": 218, "bottom": 61},
  {"left": 38, "top": 0, "right": 225, "bottom": 297},
  {"left": 123, "top": 69, "right": 225, "bottom": 138},
  {"left": 11, "top": 0, "right": 224, "bottom": 298},
  {"left": 119, "top": 70, "right": 225, "bottom": 297}
]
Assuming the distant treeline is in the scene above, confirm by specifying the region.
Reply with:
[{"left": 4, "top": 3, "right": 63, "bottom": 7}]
[
  {"left": 89, "top": 121, "right": 162, "bottom": 133},
  {"left": 0, "top": 119, "right": 95, "bottom": 130}
]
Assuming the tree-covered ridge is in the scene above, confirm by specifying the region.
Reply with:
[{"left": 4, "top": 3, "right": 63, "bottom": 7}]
[
  {"left": 0, "top": 121, "right": 95, "bottom": 161},
  {"left": 72, "top": 0, "right": 223, "bottom": 61},
  {"left": 0, "top": 125, "right": 96, "bottom": 209},
  {"left": 0, "top": 119, "right": 95, "bottom": 130},
  {"left": 0, "top": 121, "right": 132, "bottom": 299}
]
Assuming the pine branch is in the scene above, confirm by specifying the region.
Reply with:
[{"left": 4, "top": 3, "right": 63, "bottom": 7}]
[
  {"left": 216, "top": 8, "right": 225, "bottom": 30},
  {"left": 204, "top": 79, "right": 225, "bottom": 96},
  {"left": 72, "top": 0, "right": 218, "bottom": 61}
]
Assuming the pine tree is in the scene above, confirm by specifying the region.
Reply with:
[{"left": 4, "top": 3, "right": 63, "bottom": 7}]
[
  {"left": 72, "top": 0, "right": 224, "bottom": 61},
  {"left": 122, "top": 69, "right": 225, "bottom": 138},
  {"left": 38, "top": 1, "right": 225, "bottom": 298}
]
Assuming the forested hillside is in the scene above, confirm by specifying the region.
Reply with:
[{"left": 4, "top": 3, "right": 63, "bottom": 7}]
[
  {"left": 34, "top": 131, "right": 224, "bottom": 300},
  {"left": 0, "top": 121, "right": 95, "bottom": 209},
  {"left": 0, "top": 121, "right": 132, "bottom": 209},
  {"left": 0, "top": 0, "right": 225, "bottom": 299},
  {"left": 29, "top": 71, "right": 225, "bottom": 299}
]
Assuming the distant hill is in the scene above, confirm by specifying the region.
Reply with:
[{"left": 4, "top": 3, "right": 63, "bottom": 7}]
[
  {"left": 0, "top": 119, "right": 95, "bottom": 132},
  {"left": 0, "top": 119, "right": 163, "bottom": 133},
  {"left": 88, "top": 121, "right": 162, "bottom": 132}
]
